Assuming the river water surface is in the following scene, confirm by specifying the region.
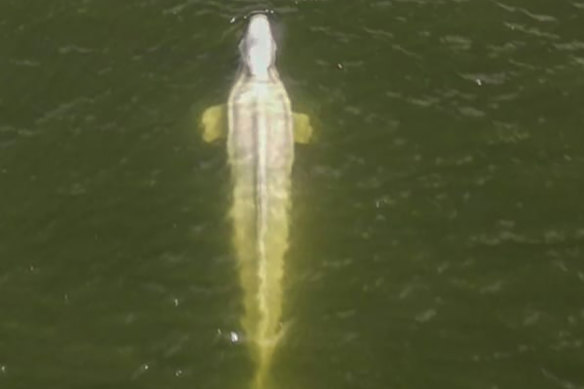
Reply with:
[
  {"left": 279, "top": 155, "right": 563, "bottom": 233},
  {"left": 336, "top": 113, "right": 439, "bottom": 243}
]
[{"left": 1, "top": 1, "right": 584, "bottom": 388}]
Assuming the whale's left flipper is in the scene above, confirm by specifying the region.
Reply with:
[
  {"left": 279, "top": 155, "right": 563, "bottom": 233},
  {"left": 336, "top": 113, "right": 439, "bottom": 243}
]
[
  {"left": 200, "top": 104, "right": 226, "bottom": 143},
  {"left": 292, "top": 112, "right": 313, "bottom": 144}
]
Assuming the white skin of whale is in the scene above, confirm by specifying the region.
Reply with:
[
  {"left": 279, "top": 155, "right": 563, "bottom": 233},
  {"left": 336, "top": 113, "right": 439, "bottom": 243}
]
[
  {"left": 229, "top": 15, "right": 293, "bottom": 389},
  {"left": 200, "top": 14, "right": 313, "bottom": 389}
]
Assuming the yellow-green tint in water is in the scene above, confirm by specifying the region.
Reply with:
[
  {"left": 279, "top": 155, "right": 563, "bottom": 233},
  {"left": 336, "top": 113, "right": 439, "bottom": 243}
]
[{"left": 5, "top": 1, "right": 584, "bottom": 389}]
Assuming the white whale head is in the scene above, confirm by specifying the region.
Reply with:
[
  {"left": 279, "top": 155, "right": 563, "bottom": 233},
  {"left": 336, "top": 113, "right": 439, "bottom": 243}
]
[{"left": 239, "top": 14, "right": 277, "bottom": 79}]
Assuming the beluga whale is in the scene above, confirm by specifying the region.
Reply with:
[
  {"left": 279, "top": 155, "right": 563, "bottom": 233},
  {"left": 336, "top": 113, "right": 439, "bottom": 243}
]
[{"left": 200, "top": 12, "right": 313, "bottom": 389}]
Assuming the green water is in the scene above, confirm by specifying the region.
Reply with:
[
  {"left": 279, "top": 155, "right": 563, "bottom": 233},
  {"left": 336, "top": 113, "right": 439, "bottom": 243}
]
[{"left": 1, "top": 1, "right": 584, "bottom": 388}]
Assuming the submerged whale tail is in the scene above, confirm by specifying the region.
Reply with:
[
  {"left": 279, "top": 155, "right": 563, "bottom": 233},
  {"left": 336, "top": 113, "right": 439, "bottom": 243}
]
[{"left": 230, "top": 182, "right": 290, "bottom": 387}]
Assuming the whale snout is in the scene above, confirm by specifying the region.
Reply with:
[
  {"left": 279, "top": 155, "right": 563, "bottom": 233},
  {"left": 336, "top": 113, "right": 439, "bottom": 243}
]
[
  {"left": 247, "top": 14, "right": 272, "bottom": 40},
  {"left": 240, "top": 14, "right": 276, "bottom": 78}
]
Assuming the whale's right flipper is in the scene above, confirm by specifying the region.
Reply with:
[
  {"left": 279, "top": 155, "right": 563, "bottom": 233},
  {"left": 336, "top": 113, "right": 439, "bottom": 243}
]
[
  {"left": 200, "top": 104, "right": 226, "bottom": 143},
  {"left": 292, "top": 112, "right": 313, "bottom": 144}
]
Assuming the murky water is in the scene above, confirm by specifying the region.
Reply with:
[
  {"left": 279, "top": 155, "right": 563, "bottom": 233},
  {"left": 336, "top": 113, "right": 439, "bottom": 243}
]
[{"left": 1, "top": 1, "right": 584, "bottom": 388}]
